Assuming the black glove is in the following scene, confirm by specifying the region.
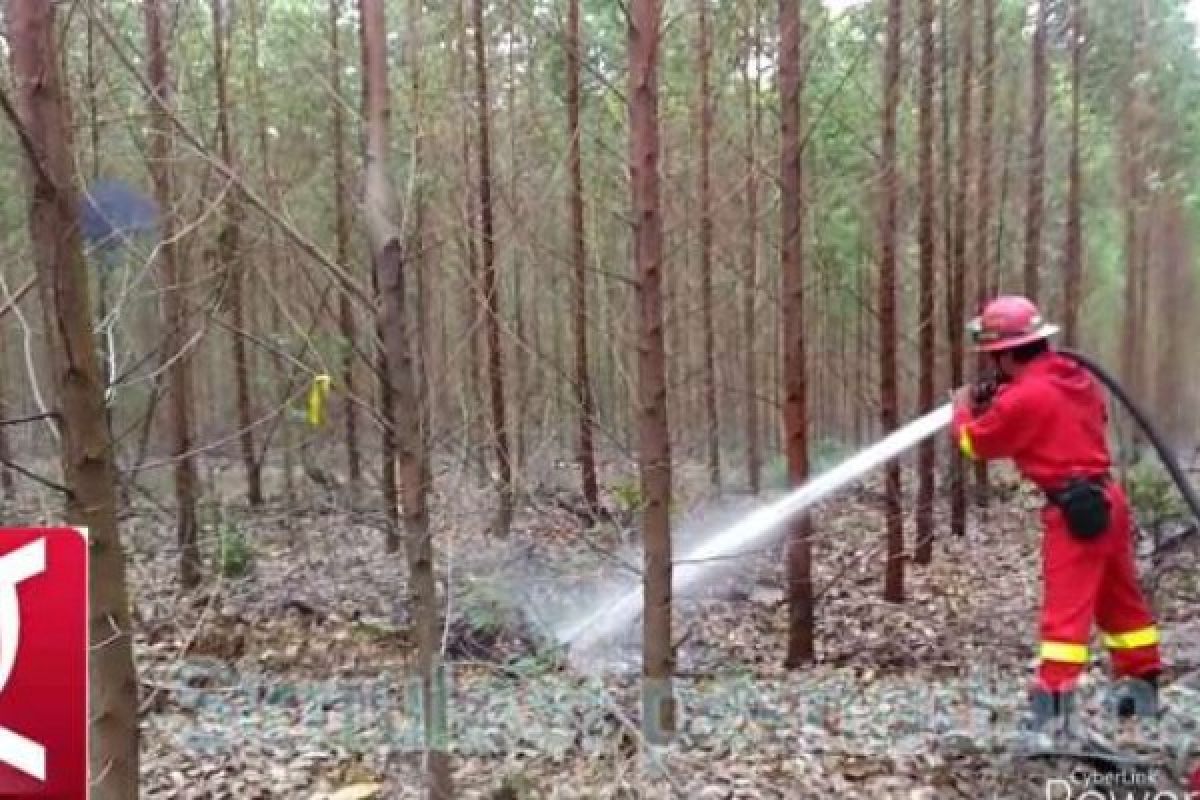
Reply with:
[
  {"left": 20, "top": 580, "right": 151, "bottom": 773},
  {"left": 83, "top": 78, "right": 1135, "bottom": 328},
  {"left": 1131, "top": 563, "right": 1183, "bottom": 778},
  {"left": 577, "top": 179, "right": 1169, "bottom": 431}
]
[{"left": 970, "top": 378, "right": 999, "bottom": 415}]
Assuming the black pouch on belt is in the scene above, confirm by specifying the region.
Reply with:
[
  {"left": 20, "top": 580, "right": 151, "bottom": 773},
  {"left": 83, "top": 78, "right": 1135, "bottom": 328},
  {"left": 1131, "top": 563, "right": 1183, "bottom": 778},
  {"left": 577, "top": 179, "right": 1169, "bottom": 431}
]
[{"left": 1048, "top": 477, "right": 1111, "bottom": 540}]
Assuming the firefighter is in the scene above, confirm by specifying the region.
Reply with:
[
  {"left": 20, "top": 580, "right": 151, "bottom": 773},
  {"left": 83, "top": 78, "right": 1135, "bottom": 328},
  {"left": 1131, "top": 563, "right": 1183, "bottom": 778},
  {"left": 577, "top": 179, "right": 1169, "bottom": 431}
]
[{"left": 951, "top": 295, "right": 1163, "bottom": 739}]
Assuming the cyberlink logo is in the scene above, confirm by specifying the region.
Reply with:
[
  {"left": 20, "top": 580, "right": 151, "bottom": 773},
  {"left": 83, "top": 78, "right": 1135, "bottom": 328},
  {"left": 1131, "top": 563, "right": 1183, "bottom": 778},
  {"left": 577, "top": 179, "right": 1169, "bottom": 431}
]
[
  {"left": 1047, "top": 771, "right": 1200, "bottom": 800},
  {"left": 0, "top": 539, "right": 46, "bottom": 781}
]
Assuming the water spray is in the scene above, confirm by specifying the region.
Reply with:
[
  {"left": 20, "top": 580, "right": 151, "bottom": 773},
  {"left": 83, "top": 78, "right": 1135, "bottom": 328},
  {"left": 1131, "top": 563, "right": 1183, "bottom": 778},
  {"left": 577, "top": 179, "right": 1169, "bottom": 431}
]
[
  {"left": 558, "top": 349, "right": 1200, "bottom": 659},
  {"left": 558, "top": 404, "right": 954, "bottom": 654}
]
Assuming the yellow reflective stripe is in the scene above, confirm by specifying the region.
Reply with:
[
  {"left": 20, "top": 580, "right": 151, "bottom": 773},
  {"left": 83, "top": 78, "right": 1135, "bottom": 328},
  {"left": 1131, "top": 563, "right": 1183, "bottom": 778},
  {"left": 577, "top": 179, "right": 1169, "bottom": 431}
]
[
  {"left": 1040, "top": 641, "right": 1089, "bottom": 664},
  {"left": 958, "top": 429, "right": 977, "bottom": 460},
  {"left": 1103, "top": 627, "right": 1160, "bottom": 650}
]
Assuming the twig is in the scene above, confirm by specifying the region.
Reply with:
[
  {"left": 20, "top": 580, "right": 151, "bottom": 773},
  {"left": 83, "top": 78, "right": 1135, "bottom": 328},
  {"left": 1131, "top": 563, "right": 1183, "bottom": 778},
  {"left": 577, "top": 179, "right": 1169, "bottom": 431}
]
[
  {"left": 0, "top": 455, "right": 72, "bottom": 496},
  {"left": 0, "top": 274, "right": 36, "bottom": 321},
  {"left": 0, "top": 412, "right": 58, "bottom": 427}
]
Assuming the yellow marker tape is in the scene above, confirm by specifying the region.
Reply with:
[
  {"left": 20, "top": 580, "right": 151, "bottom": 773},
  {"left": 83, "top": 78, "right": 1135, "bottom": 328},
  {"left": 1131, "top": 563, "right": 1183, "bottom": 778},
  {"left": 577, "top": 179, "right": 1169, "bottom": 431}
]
[{"left": 307, "top": 374, "right": 332, "bottom": 427}]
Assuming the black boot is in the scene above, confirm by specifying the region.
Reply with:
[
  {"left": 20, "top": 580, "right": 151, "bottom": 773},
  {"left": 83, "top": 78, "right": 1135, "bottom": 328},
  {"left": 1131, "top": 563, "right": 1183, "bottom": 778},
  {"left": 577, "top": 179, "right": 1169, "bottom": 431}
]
[
  {"left": 1111, "top": 672, "right": 1159, "bottom": 720},
  {"left": 1020, "top": 688, "right": 1074, "bottom": 750}
]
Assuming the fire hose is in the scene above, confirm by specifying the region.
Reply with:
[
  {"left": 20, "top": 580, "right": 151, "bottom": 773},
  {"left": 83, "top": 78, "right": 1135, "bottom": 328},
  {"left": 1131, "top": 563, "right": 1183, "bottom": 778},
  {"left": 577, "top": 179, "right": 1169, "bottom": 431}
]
[{"left": 1058, "top": 348, "right": 1200, "bottom": 528}]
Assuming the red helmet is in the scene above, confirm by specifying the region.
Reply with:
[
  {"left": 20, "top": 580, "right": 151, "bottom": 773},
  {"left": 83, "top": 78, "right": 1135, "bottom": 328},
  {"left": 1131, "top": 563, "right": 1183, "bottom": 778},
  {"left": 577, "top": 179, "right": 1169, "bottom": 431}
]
[{"left": 967, "top": 295, "right": 1060, "bottom": 353}]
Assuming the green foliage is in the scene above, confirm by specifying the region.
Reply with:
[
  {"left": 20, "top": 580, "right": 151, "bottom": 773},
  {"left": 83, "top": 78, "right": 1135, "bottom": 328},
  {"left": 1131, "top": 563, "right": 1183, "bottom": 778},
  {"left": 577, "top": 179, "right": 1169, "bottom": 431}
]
[
  {"left": 216, "top": 521, "right": 254, "bottom": 580},
  {"left": 459, "top": 578, "right": 512, "bottom": 636},
  {"left": 811, "top": 437, "right": 855, "bottom": 475},
  {"left": 609, "top": 476, "right": 645, "bottom": 515},
  {"left": 1126, "top": 461, "right": 1188, "bottom": 526}
]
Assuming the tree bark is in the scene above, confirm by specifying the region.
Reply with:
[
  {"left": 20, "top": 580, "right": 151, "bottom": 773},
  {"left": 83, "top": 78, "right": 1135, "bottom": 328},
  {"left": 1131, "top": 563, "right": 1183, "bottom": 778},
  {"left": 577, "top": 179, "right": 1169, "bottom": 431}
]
[
  {"left": 6, "top": 0, "right": 139, "bottom": 794},
  {"left": 410, "top": 0, "right": 433, "bottom": 496},
  {"left": 249, "top": 0, "right": 295, "bottom": 505},
  {"left": 1120, "top": 0, "right": 1146, "bottom": 400},
  {"left": 145, "top": 0, "right": 201, "bottom": 588},
  {"left": 743, "top": 0, "right": 763, "bottom": 495},
  {"left": 780, "top": 0, "right": 813, "bottom": 666},
  {"left": 331, "top": 0, "right": 362, "bottom": 486},
  {"left": 1062, "top": 0, "right": 1083, "bottom": 346},
  {"left": 950, "top": 0, "right": 974, "bottom": 539},
  {"left": 629, "top": 0, "right": 675, "bottom": 742},
  {"left": 455, "top": 0, "right": 487, "bottom": 486},
  {"left": 972, "top": 0, "right": 996, "bottom": 507},
  {"left": 881, "top": 0, "right": 905, "bottom": 604},
  {"left": 1022, "top": 0, "right": 1049, "bottom": 302},
  {"left": 211, "top": 0, "right": 262, "bottom": 507},
  {"left": 359, "top": 1, "right": 451, "bottom": 795},
  {"left": 566, "top": 0, "right": 601, "bottom": 514},
  {"left": 914, "top": 0, "right": 937, "bottom": 566},
  {"left": 473, "top": 0, "right": 514, "bottom": 535},
  {"left": 697, "top": 0, "right": 720, "bottom": 490}
]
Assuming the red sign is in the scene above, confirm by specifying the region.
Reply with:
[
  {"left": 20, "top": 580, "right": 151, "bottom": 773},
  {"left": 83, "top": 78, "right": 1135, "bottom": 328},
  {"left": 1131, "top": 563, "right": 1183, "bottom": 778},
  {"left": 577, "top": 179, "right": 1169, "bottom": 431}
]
[{"left": 0, "top": 528, "right": 88, "bottom": 799}]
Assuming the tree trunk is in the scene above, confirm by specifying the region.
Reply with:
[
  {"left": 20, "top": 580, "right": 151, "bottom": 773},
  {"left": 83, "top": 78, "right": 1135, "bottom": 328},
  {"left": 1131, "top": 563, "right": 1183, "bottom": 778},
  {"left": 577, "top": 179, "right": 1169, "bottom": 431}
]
[
  {"left": 950, "top": 0, "right": 974, "bottom": 539},
  {"left": 0, "top": 383, "right": 12, "bottom": 496},
  {"left": 359, "top": 2, "right": 451, "bottom": 795},
  {"left": 6, "top": 0, "right": 139, "bottom": 794},
  {"left": 1062, "top": 0, "right": 1083, "bottom": 345},
  {"left": 780, "top": 0, "right": 813, "bottom": 666},
  {"left": 331, "top": 0, "right": 362, "bottom": 486},
  {"left": 972, "top": 0, "right": 996, "bottom": 507},
  {"left": 566, "top": 0, "right": 601, "bottom": 514},
  {"left": 629, "top": 0, "right": 675, "bottom": 743},
  {"left": 881, "top": 0, "right": 905, "bottom": 604},
  {"left": 212, "top": 0, "right": 262, "bottom": 507},
  {"left": 249, "top": 0, "right": 294, "bottom": 505},
  {"left": 455, "top": 0, "right": 486, "bottom": 486},
  {"left": 743, "top": 0, "right": 763, "bottom": 495},
  {"left": 914, "top": 0, "right": 937, "bottom": 566},
  {"left": 145, "top": 0, "right": 201, "bottom": 588},
  {"left": 1022, "top": 0, "right": 1049, "bottom": 302},
  {"left": 697, "top": 0, "right": 720, "bottom": 490},
  {"left": 473, "top": 0, "right": 514, "bottom": 535},
  {"left": 1120, "top": 0, "right": 1147, "bottom": 423},
  {"left": 410, "top": 0, "right": 433, "bottom": 496}
]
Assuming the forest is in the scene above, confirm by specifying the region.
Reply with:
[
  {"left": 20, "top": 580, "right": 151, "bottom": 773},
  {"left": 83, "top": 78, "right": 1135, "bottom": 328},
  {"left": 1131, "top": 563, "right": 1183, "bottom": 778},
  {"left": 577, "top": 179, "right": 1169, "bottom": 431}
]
[{"left": 2, "top": 0, "right": 1200, "bottom": 797}]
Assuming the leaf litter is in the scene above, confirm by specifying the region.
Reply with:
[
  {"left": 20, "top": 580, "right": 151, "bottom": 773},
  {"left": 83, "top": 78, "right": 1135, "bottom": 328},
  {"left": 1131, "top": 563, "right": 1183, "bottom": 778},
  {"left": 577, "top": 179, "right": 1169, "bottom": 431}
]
[{"left": 29, "top": 457, "right": 1194, "bottom": 798}]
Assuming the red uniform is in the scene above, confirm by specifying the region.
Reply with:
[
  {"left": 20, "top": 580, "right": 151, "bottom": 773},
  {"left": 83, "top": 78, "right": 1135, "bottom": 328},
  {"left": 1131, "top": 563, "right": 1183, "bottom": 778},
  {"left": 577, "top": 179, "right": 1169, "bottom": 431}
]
[{"left": 952, "top": 351, "right": 1162, "bottom": 692}]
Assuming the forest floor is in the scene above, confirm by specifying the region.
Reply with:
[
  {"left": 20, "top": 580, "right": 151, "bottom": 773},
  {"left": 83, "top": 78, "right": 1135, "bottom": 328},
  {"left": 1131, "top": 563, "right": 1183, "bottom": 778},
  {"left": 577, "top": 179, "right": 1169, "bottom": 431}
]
[{"left": 15, "top": 457, "right": 1200, "bottom": 799}]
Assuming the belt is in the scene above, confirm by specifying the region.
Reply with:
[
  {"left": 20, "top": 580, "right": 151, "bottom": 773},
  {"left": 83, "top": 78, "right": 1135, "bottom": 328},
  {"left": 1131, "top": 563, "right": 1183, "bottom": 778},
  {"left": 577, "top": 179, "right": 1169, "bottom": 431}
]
[{"left": 1045, "top": 473, "right": 1110, "bottom": 504}]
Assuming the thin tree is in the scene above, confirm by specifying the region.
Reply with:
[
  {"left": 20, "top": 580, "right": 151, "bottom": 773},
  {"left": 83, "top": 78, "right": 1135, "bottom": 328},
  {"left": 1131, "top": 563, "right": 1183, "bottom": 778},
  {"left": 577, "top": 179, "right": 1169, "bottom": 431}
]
[
  {"left": 1062, "top": 0, "right": 1083, "bottom": 345},
  {"left": 880, "top": 0, "right": 905, "bottom": 603},
  {"left": 506, "top": 0, "right": 528, "bottom": 475},
  {"left": 4, "top": 0, "right": 139, "bottom": 793},
  {"left": 455, "top": 0, "right": 486, "bottom": 485},
  {"left": 1022, "top": 0, "right": 1049, "bottom": 302},
  {"left": 211, "top": 0, "right": 262, "bottom": 506},
  {"left": 249, "top": 0, "right": 295, "bottom": 505},
  {"left": 697, "top": 0, "right": 720, "bottom": 489},
  {"left": 1120, "top": 0, "right": 1149, "bottom": 454},
  {"left": 950, "top": 0, "right": 975, "bottom": 538},
  {"left": 972, "top": 0, "right": 997, "bottom": 507},
  {"left": 630, "top": 0, "right": 675, "bottom": 741},
  {"left": 359, "top": 0, "right": 451, "bottom": 794},
  {"left": 914, "top": 0, "right": 937, "bottom": 565},
  {"left": 742, "top": 0, "right": 763, "bottom": 495},
  {"left": 410, "top": 0, "right": 433, "bottom": 493},
  {"left": 331, "top": 0, "right": 362, "bottom": 485},
  {"left": 566, "top": 0, "right": 601, "bottom": 514},
  {"left": 145, "top": 0, "right": 201, "bottom": 587},
  {"left": 473, "top": 0, "right": 514, "bottom": 535},
  {"left": 780, "top": 0, "right": 813, "bottom": 664}
]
